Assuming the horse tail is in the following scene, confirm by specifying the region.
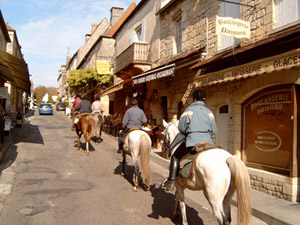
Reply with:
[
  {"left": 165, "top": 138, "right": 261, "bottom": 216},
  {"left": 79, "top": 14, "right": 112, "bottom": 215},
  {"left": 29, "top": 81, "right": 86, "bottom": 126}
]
[
  {"left": 89, "top": 115, "right": 96, "bottom": 137},
  {"left": 226, "top": 156, "right": 252, "bottom": 225},
  {"left": 139, "top": 134, "right": 151, "bottom": 188}
]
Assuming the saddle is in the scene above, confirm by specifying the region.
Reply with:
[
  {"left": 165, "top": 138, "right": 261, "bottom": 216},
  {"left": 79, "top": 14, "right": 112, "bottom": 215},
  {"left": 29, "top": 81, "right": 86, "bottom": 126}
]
[
  {"left": 123, "top": 127, "right": 144, "bottom": 143},
  {"left": 179, "top": 143, "right": 220, "bottom": 179}
]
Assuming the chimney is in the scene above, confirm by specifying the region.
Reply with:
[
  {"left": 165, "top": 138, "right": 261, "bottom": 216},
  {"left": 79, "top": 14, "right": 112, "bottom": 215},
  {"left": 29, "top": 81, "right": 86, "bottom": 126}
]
[
  {"left": 85, "top": 34, "right": 91, "bottom": 42},
  {"left": 91, "top": 23, "right": 98, "bottom": 34},
  {"left": 110, "top": 7, "right": 124, "bottom": 26}
]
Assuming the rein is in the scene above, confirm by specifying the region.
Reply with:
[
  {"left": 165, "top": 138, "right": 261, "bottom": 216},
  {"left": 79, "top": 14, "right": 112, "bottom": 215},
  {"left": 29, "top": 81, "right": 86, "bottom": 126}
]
[{"left": 163, "top": 123, "right": 173, "bottom": 152}]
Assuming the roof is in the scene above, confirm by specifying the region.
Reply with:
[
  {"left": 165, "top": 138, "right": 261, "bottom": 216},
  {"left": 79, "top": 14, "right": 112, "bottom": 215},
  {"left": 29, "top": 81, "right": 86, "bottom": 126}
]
[
  {"left": 112, "top": 0, "right": 148, "bottom": 38},
  {"left": 0, "top": 10, "right": 11, "bottom": 42},
  {"left": 105, "top": 2, "right": 137, "bottom": 36}
]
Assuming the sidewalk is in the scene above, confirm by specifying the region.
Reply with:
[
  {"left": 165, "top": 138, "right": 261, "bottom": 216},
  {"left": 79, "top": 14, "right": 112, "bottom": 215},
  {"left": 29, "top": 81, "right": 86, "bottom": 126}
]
[{"left": 1, "top": 116, "right": 300, "bottom": 225}]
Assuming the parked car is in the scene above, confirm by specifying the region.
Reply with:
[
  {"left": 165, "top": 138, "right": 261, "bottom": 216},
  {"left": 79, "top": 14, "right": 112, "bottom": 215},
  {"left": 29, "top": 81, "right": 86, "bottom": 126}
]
[
  {"left": 56, "top": 102, "right": 66, "bottom": 111},
  {"left": 39, "top": 103, "right": 53, "bottom": 115}
]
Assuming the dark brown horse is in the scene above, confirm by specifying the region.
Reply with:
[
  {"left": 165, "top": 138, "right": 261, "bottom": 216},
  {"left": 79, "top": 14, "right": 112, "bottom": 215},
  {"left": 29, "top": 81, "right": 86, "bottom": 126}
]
[{"left": 75, "top": 113, "right": 95, "bottom": 154}]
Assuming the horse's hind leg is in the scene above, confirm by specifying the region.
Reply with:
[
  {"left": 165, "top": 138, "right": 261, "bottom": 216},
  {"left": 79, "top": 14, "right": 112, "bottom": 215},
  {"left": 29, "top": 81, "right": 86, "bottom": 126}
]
[
  {"left": 132, "top": 159, "right": 139, "bottom": 192},
  {"left": 121, "top": 154, "right": 126, "bottom": 176},
  {"left": 77, "top": 133, "right": 81, "bottom": 150},
  {"left": 203, "top": 188, "right": 226, "bottom": 225},
  {"left": 222, "top": 183, "right": 235, "bottom": 224},
  {"left": 175, "top": 185, "right": 188, "bottom": 225}
]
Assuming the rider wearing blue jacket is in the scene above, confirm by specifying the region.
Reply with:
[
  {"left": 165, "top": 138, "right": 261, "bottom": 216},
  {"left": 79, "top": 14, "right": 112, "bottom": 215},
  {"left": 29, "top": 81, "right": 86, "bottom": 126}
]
[{"left": 160, "top": 89, "right": 217, "bottom": 191}]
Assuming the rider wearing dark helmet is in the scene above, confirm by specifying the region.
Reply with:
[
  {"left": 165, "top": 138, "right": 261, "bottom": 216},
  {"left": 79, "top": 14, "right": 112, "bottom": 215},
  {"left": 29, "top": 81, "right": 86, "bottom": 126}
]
[{"left": 160, "top": 88, "right": 217, "bottom": 191}]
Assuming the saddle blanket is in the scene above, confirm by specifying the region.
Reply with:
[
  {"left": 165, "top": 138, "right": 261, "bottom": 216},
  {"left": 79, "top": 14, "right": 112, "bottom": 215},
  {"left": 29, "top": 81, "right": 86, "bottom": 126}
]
[{"left": 179, "top": 143, "right": 220, "bottom": 179}]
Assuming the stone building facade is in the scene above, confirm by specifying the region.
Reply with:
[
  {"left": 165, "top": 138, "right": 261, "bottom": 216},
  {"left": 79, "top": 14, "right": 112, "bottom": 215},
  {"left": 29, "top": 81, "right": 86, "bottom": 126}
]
[{"left": 130, "top": 0, "right": 300, "bottom": 202}]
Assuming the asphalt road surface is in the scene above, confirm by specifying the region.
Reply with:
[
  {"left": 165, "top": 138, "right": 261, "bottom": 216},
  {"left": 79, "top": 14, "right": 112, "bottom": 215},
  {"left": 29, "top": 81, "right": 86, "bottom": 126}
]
[{"left": 0, "top": 109, "right": 267, "bottom": 225}]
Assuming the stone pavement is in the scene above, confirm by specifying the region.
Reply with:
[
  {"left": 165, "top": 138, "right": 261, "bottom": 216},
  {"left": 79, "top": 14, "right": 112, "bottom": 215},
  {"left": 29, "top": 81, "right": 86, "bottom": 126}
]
[{"left": 0, "top": 112, "right": 299, "bottom": 225}]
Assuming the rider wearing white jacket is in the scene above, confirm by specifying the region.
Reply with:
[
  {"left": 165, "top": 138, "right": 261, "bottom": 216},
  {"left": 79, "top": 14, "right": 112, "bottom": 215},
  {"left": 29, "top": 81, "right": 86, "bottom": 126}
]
[{"left": 160, "top": 89, "right": 217, "bottom": 191}]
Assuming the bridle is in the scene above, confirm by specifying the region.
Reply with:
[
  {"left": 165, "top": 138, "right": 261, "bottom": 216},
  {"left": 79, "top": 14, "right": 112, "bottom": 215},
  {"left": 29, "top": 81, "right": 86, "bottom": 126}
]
[{"left": 163, "top": 123, "right": 173, "bottom": 153}]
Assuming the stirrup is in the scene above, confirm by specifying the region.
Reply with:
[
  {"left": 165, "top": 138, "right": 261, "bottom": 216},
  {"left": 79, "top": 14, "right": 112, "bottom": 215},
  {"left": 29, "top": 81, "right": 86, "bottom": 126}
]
[{"left": 160, "top": 178, "right": 175, "bottom": 191}]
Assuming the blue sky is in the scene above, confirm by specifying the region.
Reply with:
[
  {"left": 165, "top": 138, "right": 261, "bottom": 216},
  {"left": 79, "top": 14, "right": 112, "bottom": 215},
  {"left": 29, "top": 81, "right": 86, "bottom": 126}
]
[{"left": 1, "top": 0, "right": 136, "bottom": 88}]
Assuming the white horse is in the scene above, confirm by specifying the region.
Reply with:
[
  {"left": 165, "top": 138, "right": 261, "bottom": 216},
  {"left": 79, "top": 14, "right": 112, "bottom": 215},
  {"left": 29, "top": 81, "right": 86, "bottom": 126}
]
[
  {"left": 92, "top": 112, "right": 104, "bottom": 144},
  {"left": 121, "top": 129, "right": 152, "bottom": 191},
  {"left": 162, "top": 120, "right": 251, "bottom": 225}
]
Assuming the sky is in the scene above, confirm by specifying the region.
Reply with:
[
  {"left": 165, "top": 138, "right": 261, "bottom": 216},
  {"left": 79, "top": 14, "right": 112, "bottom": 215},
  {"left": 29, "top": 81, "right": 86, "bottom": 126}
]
[{"left": 0, "top": 0, "right": 136, "bottom": 88}]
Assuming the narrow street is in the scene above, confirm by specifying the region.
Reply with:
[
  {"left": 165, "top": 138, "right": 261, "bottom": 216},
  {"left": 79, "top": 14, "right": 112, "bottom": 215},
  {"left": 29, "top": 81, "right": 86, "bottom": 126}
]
[{"left": 0, "top": 110, "right": 267, "bottom": 225}]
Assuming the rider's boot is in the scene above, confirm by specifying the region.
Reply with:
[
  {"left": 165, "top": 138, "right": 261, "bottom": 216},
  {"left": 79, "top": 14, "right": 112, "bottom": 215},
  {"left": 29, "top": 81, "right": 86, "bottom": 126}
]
[
  {"left": 160, "top": 156, "right": 179, "bottom": 191},
  {"left": 117, "top": 140, "right": 124, "bottom": 154}
]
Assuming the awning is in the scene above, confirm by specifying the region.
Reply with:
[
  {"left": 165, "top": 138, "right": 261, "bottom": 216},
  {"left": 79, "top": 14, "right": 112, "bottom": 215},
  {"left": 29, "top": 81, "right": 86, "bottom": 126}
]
[
  {"left": 195, "top": 48, "right": 300, "bottom": 87},
  {"left": 133, "top": 63, "right": 175, "bottom": 85},
  {"left": 0, "top": 49, "right": 30, "bottom": 93},
  {"left": 100, "top": 79, "right": 133, "bottom": 97}
]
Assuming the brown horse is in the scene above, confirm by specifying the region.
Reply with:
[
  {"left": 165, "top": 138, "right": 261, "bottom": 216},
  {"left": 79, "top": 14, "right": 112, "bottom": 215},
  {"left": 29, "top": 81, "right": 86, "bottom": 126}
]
[{"left": 75, "top": 113, "right": 96, "bottom": 154}]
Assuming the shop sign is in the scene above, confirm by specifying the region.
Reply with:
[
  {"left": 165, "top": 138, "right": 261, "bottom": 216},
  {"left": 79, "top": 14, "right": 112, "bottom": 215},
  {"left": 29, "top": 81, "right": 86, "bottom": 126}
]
[
  {"left": 196, "top": 50, "right": 300, "bottom": 86},
  {"left": 243, "top": 88, "right": 292, "bottom": 169},
  {"left": 96, "top": 60, "right": 110, "bottom": 74},
  {"left": 0, "top": 87, "right": 8, "bottom": 98},
  {"left": 216, "top": 16, "right": 250, "bottom": 39},
  {"left": 133, "top": 63, "right": 175, "bottom": 85}
]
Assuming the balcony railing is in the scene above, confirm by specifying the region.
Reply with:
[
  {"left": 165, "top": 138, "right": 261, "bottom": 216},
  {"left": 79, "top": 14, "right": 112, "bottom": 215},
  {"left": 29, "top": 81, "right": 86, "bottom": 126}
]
[{"left": 115, "top": 42, "right": 149, "bottom": 74}]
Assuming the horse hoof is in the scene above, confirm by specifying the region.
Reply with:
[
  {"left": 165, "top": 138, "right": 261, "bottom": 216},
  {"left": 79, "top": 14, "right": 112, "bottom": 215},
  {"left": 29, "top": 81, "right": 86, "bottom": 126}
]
[
  {"left": 133, "top": 186, "right": 138, "bottom": 192},
  {"left": 145, "top": 186, "right": 150, "bottom": 191},
  {"left": 120, "top": 172, "right": 124, "bottom": 177}
]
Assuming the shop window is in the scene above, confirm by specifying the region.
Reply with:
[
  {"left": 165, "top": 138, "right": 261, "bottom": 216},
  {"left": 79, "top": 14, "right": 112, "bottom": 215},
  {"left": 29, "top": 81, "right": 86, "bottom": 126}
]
[
  {"left": 177, "top": 101, "right": 184, "bottom": 119},
  {"left": 275, "top": 0, "right": 300, "bottom": 28},
  {"left": 218, "top": 0, "right": 240, "bottom": 50},
  {"left": 242, "top": 85, "right": 293, "bottom": 174}
]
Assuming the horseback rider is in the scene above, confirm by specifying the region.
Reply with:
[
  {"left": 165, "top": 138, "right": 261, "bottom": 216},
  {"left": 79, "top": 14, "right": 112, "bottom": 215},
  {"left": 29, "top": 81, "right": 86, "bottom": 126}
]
[
  {"left": 73, "top": 95, "right": 92, "bottom": 126},
  {"left": 71, "top": 95, "right": 82, "bottom": 130},
  {"left": 160, "top": 89, "right": 217, "bottom": 191},
  {"left": 117, "top": 98, "right": 147, "bottom": 154},
  {"left": 92, "top": 96, "right": 104, "bottom": 115}
]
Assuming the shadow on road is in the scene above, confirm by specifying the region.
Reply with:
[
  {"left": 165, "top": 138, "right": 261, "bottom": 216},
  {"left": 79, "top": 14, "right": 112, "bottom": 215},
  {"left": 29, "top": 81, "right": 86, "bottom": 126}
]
[
  {"left": 147, "top": 185, "right": 204, "bottom": 225},
  {"left": 0, "top": 145, "right": 18, "bottom": 174}
]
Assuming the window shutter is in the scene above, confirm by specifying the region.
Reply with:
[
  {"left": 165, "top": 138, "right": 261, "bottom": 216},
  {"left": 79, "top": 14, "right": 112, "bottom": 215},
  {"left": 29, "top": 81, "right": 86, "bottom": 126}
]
[
  {"left": 275, "top": 0, "right": 300, "bottom": 28},
  {"left": 141, "top": 21, "right": 146, "bottom": 42}
]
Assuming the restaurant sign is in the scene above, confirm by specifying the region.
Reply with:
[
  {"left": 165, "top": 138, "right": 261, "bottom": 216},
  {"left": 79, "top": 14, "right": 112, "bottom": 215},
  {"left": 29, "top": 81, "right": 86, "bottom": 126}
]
[
  {"left": 133, "top": 63, "right": 175, "bottom": 85},
  {"left": 216, "top": 16, "right": 250, "bottom": 39},
  {"left": 196, "top": 50, "right": 300, "bottom": 86}
]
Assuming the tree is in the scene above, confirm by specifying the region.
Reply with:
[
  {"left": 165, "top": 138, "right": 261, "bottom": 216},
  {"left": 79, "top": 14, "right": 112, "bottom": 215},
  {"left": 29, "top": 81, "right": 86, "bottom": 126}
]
[
  {"left": 33, "top": 86, "right": 57, "bottom": 105},
  {"left": 47, "top": 87, "right": 57, "bottom": 103},
  {"left": 33, "top": 86, "right": 47, "bottom": 105},
  {"left": 66, "top": 68, "right": 113, "bottom": 94}
]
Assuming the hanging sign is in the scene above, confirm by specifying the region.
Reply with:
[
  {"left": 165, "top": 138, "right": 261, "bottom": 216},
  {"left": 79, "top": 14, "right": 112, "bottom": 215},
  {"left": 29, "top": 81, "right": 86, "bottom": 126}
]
[
  {"left": 216, "top": 16, "right": 250, "bottom": 39},
  {"left": 96, "top": 60, "right": 110, "bottom": 74}
]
